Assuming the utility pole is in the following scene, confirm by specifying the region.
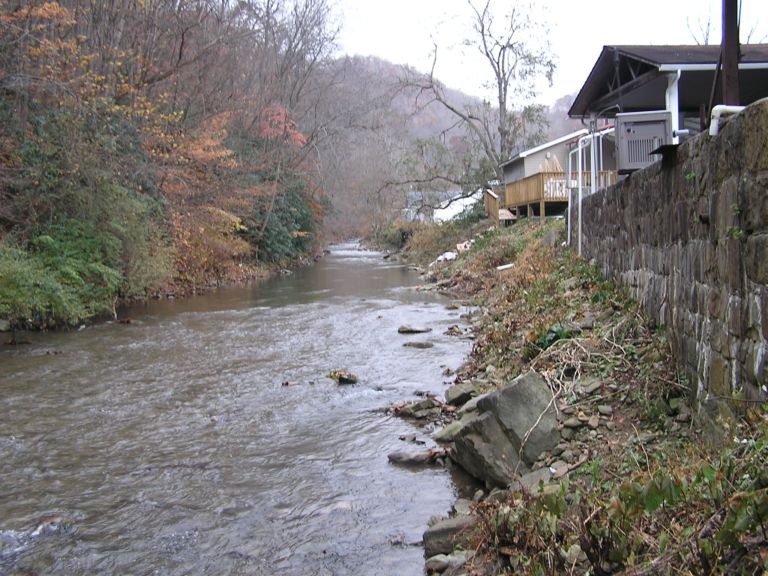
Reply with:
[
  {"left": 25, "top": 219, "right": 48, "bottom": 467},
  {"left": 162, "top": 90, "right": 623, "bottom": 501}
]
[{"left": 722, "top": 0, "right": 740, "bottom": 105}]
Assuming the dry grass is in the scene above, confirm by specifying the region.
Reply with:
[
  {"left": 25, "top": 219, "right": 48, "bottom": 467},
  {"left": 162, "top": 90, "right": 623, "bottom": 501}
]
[{"left": 429, "top": 218, "right": 768, "bottom": 576}]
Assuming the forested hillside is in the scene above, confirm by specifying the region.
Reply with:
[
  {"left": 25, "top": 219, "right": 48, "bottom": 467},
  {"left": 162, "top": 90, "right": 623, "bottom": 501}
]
[
  {"left": 0, "top": 0, "right": 340, "bottom": 331},
  {"left": 0, "top": 1, "right": 572, "bottom": 332}
]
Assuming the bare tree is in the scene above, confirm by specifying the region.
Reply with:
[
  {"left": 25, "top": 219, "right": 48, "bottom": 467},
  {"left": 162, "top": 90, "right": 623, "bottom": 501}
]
[
  {"left": 687, "top": 6, "right": 766, "bottom": 45},
  {"left": 687, "top": 10, "right": 714, "bottom": 44},
  {"left": 403, "top": 0, "right": 555, "bottom": 190}
]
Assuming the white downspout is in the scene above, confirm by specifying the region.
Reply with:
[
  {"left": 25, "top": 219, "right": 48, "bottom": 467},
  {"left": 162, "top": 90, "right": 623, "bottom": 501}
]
[
  {"left": 577, "top": 135, "right": 590, "bottom": 257},
  {"left": 567, "top": 147, "right": 579, "bottom": 246},
  {"left": 709, "top": 105, "right": 745, "bottom": 135},
  {"left": 567, "top": 149, "right": 573, "bottom": 245},
  {"left": 665, "top": 70, "right": 681, "bottom": 144},
  {"left": 598, "top": 130, "right": 604, "bottom": 173},
  {"left": 578, "top": 139, "right": 583, "bottom": 257},
  {"left": 589, "top": 117, "right": 598, "bottom": 196}
]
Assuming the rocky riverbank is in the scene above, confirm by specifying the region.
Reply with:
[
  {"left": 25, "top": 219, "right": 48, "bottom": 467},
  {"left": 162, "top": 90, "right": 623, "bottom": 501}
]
[{"left": 387, "top": 219, "right": 767, "bottom": 575}]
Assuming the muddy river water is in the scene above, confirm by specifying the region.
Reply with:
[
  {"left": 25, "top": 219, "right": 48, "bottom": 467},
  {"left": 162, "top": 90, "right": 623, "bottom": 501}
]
[{"left": 0, "top": 244, "right": 473, "bottom": 575}]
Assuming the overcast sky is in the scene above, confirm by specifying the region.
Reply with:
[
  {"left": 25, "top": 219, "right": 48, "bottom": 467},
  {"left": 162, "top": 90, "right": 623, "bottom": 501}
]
[{"left": 335, "top": 0, "right": 766, "bottom": 105}]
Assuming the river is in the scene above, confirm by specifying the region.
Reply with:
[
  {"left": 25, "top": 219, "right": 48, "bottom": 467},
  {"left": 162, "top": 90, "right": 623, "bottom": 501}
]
[{"left": 0, "top": 243, "right": 473, "bottom": 576}]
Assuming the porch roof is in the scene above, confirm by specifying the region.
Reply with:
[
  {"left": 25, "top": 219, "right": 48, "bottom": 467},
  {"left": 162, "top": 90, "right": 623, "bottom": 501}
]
[{"left": 569, "top": 44, "right": 768, "bottom": 119}]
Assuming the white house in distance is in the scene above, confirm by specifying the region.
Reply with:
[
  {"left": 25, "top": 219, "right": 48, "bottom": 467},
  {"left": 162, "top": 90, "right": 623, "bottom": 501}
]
[
  {"left": 433, "top": 189, "right": 483, "bottom": 223},
  {"left": 403, "top": 189, "right": 483, "bottom": 223}
]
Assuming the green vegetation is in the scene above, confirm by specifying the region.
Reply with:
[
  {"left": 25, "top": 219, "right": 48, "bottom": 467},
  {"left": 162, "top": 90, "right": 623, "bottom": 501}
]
[
  {"left": 474, "top": 428, "right": 768, "bottom": 574},
  {"left": 0, "top": 102, "right": 171, "bottom": 330},
  {"left": 246, "top": 176, "right": 319, "bottom": 263}
]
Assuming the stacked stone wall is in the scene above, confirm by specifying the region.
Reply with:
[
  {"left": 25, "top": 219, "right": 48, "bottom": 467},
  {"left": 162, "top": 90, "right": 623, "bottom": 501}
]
[{"left": 570, "top": 100, "right": 767, "bottom": 415}]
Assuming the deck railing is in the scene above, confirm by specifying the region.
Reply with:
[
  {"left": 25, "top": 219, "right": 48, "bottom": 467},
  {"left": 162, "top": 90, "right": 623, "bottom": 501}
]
[{"left": 503, "top": 171, "right": 616, "bottom": 209}]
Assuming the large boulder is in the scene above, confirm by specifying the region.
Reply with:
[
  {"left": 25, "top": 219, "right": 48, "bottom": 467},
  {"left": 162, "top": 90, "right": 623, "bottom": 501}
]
[
  {"left": 476, "top": 371, "right": 560, "bottom": 465},
  {"left": 451, "top": 413, "right": 526, "bottom": 488},
  {"left": 450, "top": 371, "right": 559, "bottom": 488}
]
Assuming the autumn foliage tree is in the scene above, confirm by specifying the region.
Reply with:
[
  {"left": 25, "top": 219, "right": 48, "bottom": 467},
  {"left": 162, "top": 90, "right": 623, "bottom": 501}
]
[{"left": 0, "top": 0, "right": 337, "bottom": 328}]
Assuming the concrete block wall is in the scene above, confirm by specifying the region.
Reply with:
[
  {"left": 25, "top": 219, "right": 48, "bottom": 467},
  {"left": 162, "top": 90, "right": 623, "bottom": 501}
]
[{"left": 570, "top": 99, "right": 767, "bottom": 412}]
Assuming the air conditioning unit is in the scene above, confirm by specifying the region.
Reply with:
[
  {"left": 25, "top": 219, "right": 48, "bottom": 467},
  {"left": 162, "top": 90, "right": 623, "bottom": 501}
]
[{"left": 615, "top": 110, "right": 673, "bottom": 174}]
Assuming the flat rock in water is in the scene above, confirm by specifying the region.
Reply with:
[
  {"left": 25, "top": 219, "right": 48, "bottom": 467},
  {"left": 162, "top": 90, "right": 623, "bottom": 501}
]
[
  {"left": 398, "top": 325, "right": 432, "bottom": 334},
  {"left": 387, "top": 449, "right": 445, "bottom": 466},
  {"left": 403, "top": 341, "right": 434, "bottom": 349},
  {"left": 328, "top": 369, "right": 358, "bottom": 384}
]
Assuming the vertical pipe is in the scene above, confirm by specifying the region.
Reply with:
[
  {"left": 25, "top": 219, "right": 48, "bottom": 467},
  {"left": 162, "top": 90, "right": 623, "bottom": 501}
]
[
  {"left": 722, "top": 0, "right": 740, "bottom": 105},
  {"left": 666, "top": 71, "right": 681, "bottom": 144},
  {"left": 598, "top": 131, "right": 603, "bottom": 174},
  {"left": 578, "top": 138, "right": 584, "bottom": 257},
  {"left": 589, "top": 118, "right": 597, "bottom": 196},
  {"left": 567, "top": 149, "right": 575, "bottom": 245}
]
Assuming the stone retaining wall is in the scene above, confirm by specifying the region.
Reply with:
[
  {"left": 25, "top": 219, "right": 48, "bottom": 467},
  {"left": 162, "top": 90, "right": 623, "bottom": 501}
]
[{"left": 569, "top": 99, "right": 767, "bottom": 418}]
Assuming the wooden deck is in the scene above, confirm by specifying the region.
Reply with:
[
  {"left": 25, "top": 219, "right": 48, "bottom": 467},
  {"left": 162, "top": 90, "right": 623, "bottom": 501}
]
[{"left": 501, "top": 171, "right": 617, "bottom": 220}]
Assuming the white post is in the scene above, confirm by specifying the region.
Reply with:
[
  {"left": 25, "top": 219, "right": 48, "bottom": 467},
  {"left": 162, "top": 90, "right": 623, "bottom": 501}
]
[
  {"left": 565, "top": 150, "right": 574, "bottom": 246},
  {"left": 590, "top": 117, "right": 598, "bottom": 196},
  {"left": 666, "top": 70, "right": 681, "bottom": 144},
  {"left": 577, "top": 137, "right": 584, "bottom": 257}
]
